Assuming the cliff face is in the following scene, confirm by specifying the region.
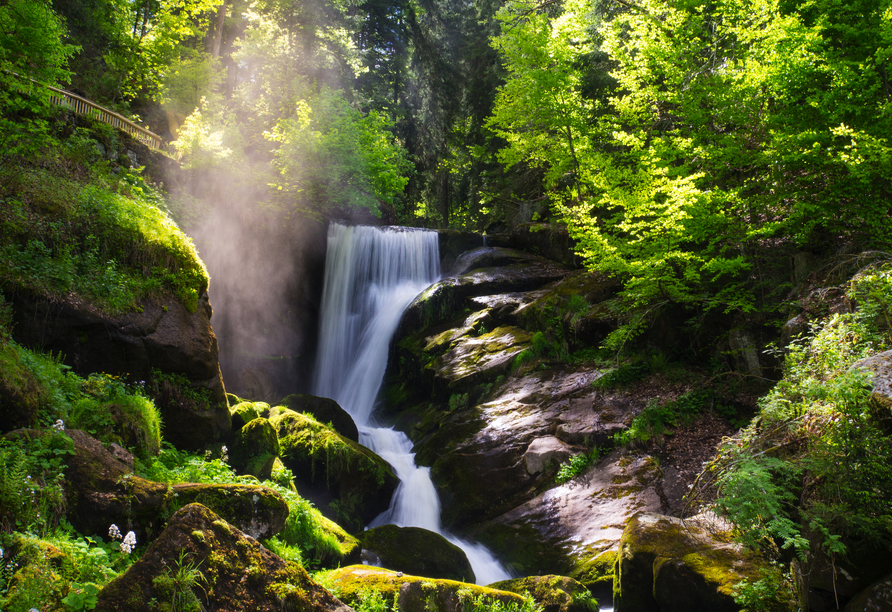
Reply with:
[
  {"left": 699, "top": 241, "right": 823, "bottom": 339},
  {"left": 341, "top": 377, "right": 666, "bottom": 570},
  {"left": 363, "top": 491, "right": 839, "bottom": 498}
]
[{"left": 8, "top": 288, "right": 230, "bottom": 448}]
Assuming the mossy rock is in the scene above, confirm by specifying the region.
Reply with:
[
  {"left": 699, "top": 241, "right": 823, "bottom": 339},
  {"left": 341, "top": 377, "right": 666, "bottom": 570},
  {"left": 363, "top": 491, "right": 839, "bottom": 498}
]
[
  {"left": 70, "top": 396, "right": 161, "bottom": 458},
  {"left": 94, "top": 503, "right": 352, "bottom": 612},
  {"left": 230, "top": 401, "right": 271, "bottom": 431},
  {"left": 320, "top": 565, "right": 528, "bottom": 612},
  {"left": 360, "top": 524, "right": 475, "bottom": 583},
  {"left": 614, "top": 512, "right": 795, "bottom": 612},
  {"left": 230, "top": 417, "right": 280, "bottom": 480},
  {"left": 489, "top": 575, "right": 598, "bottom": 612},
  {"left": 570, "top": 550, "right": 617, "bottom": 594},
  {"left": 0, "top": 339, "right": 46, "bottom": 432},
  {"left": 277, "top": 393, "right": 359, "bottom": 442},
  {"left": 270, "top": 407, "right": 398, "bottom": 532},
  {"left": 61, "top": 429, "right": 287, "bottom": 542}
]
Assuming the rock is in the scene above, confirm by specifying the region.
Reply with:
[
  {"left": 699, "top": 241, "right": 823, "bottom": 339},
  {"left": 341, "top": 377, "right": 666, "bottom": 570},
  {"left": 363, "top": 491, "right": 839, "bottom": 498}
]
[
  {"left": 524, "top": 437, "right": 574, "bottom": 475},
  {"left": 270, "top": 406, "right": 398, "bottom": 531},
  {"left": 278, "top": 393, "right": 359, "bottom": 442},
  {"left": 69, "top": 397, "right": 161, "bottom": 459},
  {"left": 397, "top": 247, "right": 570, "bottom": 338},
  {"left": 491, "top": 223, "right": 580, "bottom": 269},
  {"left": 613, "top": 512, "right": 794, "bottom": 612},
  {"left": 729, "top": 328, "right": 761, "bottom": 376},
  {"left": 360, "top": 525, "right": 475, "bottom": 583},
  {"left": 853, "top": 350, "right": 892, "bottom": 428},
  {"left": 844, "top": 572, "right": 892, "bottom": 612},
  {"left": 437, "top": 229, "right": 486, "bottom": 273},
  {"left": 473, "top": 450, "right": 662, "bottom": 578},
  {"left": 570, "top": 550, "right": 617, "bottom": 597},
  {"left": 61, "top": 429, "right": 287, "bottom": 541},
  {"left": 430, "top": 326, "right": 533, "bottom": 392},
  {"left": 0, "top": 340, "right": 45, "bottom": 431},
  {"left": 230, "top": 400, "right": 272, "bottom": 431},
  {"left": 230, "top": 417, "right": 280, "bottom": 480},
  {"left": 94, "top": 503, "right": 352, "bottom": 612},
  {"left": 321, "top": 565, "right": 527, "bottom": 612},
  {"left": 8, "top": 291, "right": 230, "bottom": 449},
  {"left": 489, "top": 575, "right": 598, "bottom": 612}
]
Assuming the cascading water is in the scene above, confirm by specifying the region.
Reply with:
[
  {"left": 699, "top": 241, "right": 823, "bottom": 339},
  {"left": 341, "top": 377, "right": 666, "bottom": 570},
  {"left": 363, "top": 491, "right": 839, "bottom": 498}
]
[{"left": 312, "top": 223, "right": 512, "bottom": 585}]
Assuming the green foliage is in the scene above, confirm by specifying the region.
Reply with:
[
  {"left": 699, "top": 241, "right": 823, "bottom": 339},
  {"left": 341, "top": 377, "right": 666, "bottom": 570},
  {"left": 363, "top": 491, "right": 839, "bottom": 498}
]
[
  {"left": 0, "top": 160, "right": 209, "bottom": 314},
  {"left": 616, "top": 392, "right": 718, "bottom": 446},
  {"left": 0, "top": 430, "right": 73, "bottom": 536},
  {"left": 448, "top": 393, "right": 469, "bottom": 412},
  {"left": 136, "top": 444, "right": 237, "bottom": 485},
  {"left": 592, "top": 361, "right": 651, "bottom": 390},
  {"left": 61, "top": 581, "right": 100, "bottom": 610},
  {"left": 0, "top": 0, "right": 77, "bottom": 168},
  {"left": 152, "top": 550, "right": 206, "bottom": 612},
  {"left": 712, "top": 265, "right": 892, "bottom": 564},
  {"left": 555, "top": 447, "right": 604, "bottom": 485},
  {"left": 266, "top": 87, "right": 412, "bottom": 217},
  {"left": 731, "top": 565, "right": 794, "bottom": 612}
]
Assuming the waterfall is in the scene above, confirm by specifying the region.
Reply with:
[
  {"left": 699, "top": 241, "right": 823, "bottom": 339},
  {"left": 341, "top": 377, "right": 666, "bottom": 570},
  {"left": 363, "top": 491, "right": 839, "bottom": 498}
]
[{"left": 312, "top": 223, "right": 511, "bottom": 585}]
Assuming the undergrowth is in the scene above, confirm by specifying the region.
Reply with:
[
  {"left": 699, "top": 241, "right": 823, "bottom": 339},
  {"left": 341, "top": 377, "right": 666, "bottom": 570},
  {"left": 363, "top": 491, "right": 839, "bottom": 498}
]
[
  {"left": 0, "top": 129, "right": 208, "bottom": 314},
  {"left": 700, "top": 261, "right": 892, "bottom": 607}
]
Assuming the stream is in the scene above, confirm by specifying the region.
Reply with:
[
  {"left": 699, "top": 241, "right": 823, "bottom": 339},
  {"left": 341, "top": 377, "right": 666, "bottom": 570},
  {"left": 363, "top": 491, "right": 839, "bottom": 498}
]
[{"left": 311, "top": 223, "right": 512, "bottom": 585}]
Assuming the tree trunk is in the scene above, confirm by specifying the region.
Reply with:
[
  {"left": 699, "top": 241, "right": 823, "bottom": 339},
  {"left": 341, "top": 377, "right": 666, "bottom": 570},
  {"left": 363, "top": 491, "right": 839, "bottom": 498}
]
[{"left": 211, "top": 0, "right": 227, "bottom": 58}]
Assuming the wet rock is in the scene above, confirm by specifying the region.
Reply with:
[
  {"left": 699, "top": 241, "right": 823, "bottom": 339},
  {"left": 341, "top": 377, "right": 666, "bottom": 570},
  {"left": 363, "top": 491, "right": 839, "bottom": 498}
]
[
  {"left": 278, "top": 393, "right": 359, "bottom": 442},
  {"left": 729, "top": 328, "right": 761, "bottom": 376},
  {"left": 270, "top": 406, "right": 397, "bottom": 531},
  {"left": 8, "top": 291, "right": 229, "bottom": 449},
  {"left": 489, "top": 575, "right": 598, "bottom": 612},
  {"left": 229, "top": 417, "right": 280, "bottom": 481},
  {"left": 430, "top": 326, "right": 533, "bottom": 392},
  {"left": 61, "top": 429, "right": 287, "bottom": 541},
  {"left": 397, "top": 247, "right": 570, "bottom": 337},
  {"left": 94, "top": 503, "right": 351, "bottom": 612},
  {"left": 523, "top": 437, "right": 574, "bottom": 475},
  {"left": 613, "top": 512, "right": 794, "bottom": 612},
  {"left": 360, "top": 525, "right": 475, "bottom": 583},
  {"left": 473, "top": 450, "right": 662, "bottom": 578},
  {"left": 322, "top": 565, "right": 526, "bottom": 612}
]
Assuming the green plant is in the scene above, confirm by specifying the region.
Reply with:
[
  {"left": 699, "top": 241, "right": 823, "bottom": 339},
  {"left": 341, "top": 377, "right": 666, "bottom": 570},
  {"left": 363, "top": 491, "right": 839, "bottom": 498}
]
[
  {"left": 448, "top": 393, "right": 469, "bottom": 412},
  {"left": 153, "top": 550, "right": 206, "bottom": 612},
  {"left": 592, "top": 361, "right": 651, "bottom": 390},
  {"left": 61, "top": 581, "right": 100, "bottom": 611},
  {"left": 555, "top": 447, "right": 604, "bottom": 484}
]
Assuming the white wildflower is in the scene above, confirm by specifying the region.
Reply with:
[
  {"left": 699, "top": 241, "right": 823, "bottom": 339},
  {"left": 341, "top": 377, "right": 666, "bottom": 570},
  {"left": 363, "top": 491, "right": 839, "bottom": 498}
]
[
  {"left": 52, "top": 419, "right": 65, "bottom": 431},
  {"left": 120, "top": 531, "right": 137, "bottom": 554},
  {"left": 109, "top": 524, "right": 122, "bottom": 540}
]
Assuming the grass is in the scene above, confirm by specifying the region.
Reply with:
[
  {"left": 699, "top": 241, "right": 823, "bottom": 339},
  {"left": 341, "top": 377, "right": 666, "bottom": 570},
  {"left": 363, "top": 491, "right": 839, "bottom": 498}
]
[{"left": 0, "top": 131, "right": 208, "bottom": 314}]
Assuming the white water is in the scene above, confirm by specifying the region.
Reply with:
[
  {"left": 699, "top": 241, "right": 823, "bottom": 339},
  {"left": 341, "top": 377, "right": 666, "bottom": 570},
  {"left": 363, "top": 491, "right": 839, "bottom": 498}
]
[{"left": 312, "top": 223, "right": 511, "bottom": 585}]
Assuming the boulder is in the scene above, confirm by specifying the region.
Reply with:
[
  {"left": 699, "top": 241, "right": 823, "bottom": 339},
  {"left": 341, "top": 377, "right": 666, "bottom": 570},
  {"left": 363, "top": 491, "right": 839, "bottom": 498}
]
[
  {"left": 230, "top": 401, "right": 271, "bottom": 431},
  {"left": 524, "top": 437, "right": 575, "bottom": 475},
  {"left": 472, "top": 450, "right": 662, "bottom": 578},
  {"left": 430, "top": 326, "right": 533, "bottom": 392},
  {"left": 61, "top": 429, "right": 287, "bottom": 541},
  {"left": 613, "top": 512, "right": 795, "bottom": 612},
  {"left": 9, "top": 291, "right": 230, "bottom": 449},
  {"left": 270, "top": 407, "right": 398, "bottom": 532},
  {"left": 230, "top": 417, "right": 280, "bottom": 480},
  {"left": 321, "top": 565, "right": 527, "bottom": 612},
  {"left": 853, "top": 350, "right": 892, "bottom": 430},
  {"left": 489, "top": 575, "right": 598, "bottom": 612},
  {"left": 360, "top": 525, "right": 475, "bottom": 583},
  {"left": 94, "top": 503, "right": 351, "bottom": 612},
  {"left": 844, "top": 572, "right": 892, "bottom": 612},
  {"left": 278, "top": 393, "right": 359, "bottom": 442}
]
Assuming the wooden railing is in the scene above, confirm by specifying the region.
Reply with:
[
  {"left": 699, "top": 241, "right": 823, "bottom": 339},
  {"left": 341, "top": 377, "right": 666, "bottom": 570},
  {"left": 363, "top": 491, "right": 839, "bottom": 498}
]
[{"left": 47, "top": 86, "right": 163, "bottom": 150}]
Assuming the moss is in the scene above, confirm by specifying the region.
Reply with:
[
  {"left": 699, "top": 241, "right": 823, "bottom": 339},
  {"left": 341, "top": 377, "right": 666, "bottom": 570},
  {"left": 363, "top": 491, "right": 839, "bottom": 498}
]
[
  {"left": 321, "top": 566, "right": 527, "bottom": 612},
  {"left": 570, "top": 550, "right": 617, "bottom": 592},
  {"left": 230, "top": 401, "right": 271, "bottom": 430},
  {"left": 230, "top": 417, "right": 280, "bottom": 480}
]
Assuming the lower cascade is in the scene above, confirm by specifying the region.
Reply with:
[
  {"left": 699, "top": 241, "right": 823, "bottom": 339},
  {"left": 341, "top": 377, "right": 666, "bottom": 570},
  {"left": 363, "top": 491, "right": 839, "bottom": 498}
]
[{"left": 312, "top": 223, "right": 511, "bottom": 585}]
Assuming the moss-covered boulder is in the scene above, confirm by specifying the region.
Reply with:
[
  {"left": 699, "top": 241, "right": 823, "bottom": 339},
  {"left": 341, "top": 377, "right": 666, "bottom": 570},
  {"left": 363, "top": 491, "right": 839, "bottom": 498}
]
[
  {"left": 278, "top": 393, "right": 359, "bottom": 442},
  {"left": 0, "top": 337, "right": 43, "bottom": 432},
  {"left": 270, "top": 406, "right": 398, "bottom": 531},
  {"left": 614, "top": 513, "right": 795, "bottom": 612},
  {"left": 430, "top": 326, "right": 533, "bottom": 393},
  {"left": 360, "top": 525, "right": 475, "bottom": 583},
  {"left": 94, "top": 503, "right": 352, "bottom": 612},
  {"left": 9, "top": 292, "right": 231, "bottom": 449},
  {"left": 844, "top": 572, "right": 892, "bottom": 612},
  {"left": 570, "top": 550, "right": 617, "bottom": 597},
  {"left": 62, "top": 429, "right": 287, "bottom": 541},
  {"left": 70, "top": 395, "right": 161, "bottom": 458},
  {"left": 489, "top": 575, "right": 598, "bottom": 612},
  {"left": 230, "top": 417, "right": 280, "bottom": 480},
  {"left": 230, "top": 400, "right": 271, "bottom": 431},
  {"left": 320, "top": 565, "right": 528, "bottom": 612}
]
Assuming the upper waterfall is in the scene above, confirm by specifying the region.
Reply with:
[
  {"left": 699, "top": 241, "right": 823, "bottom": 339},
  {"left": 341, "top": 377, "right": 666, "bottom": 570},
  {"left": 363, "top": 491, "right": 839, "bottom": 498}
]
[{"left": 312, "top": 223, "right": 440, "bottom": 424}]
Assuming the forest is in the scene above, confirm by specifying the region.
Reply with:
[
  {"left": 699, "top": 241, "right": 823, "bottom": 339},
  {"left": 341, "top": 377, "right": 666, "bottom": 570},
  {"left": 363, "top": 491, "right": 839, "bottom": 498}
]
[{"left": 1, "top": 0, "right": 891, "bottom": 610}]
